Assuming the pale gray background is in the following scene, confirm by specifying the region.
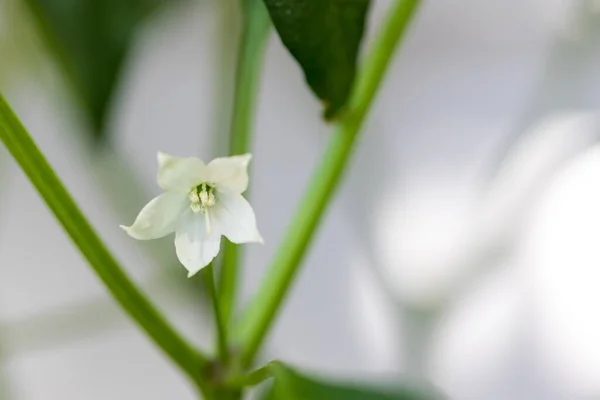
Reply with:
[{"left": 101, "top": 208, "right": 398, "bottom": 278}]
[{"left": 2, "top": 0, "right": 600, "bottom": 399}]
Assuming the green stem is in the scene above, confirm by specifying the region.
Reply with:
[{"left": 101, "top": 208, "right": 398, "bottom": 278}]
[
  {"left": 228, "top": 0, "right": 270, "bottom": 155},
  {"left": 226, "top": 362, "right": 274, "bottom": 388},
  {"left": 0, "top": 93, "right": 210, "bottom": 395},
  {"left": 219, "top": 0, "right": 270, "bottom": 326},
  {"left": 203, "top": 264, "right": 229, "bottom": 363},
  {"left": 237, "top": 0, "right": 422, "bottom": 367}
]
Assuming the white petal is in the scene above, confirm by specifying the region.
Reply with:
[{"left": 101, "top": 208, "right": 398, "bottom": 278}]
[
  {"left": 212, "top": 190, "right": 263, "bottom": 244},
  {"left": 120, "top": 192, "right": 188, "bottom": 240},
  {"left": 157, "top": 152, "right": 207, "bottom": 193},
  {"left": 207, "top": 154, "right": 252, "bottom": 194},
  {"left": 174, "top": 213, "right": 221, "bottom": 277}
]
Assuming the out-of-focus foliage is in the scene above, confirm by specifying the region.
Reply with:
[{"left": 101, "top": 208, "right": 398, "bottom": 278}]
[
  {"left": 264, "top": 362, "right": 438, "bottom": 400},
  {"left": 263, "top": 0, "right": 371, "bottom": 121},
  {"left": 24, "top": 0, "right": 171, "bottom": 141},
  {"left": 0, "top": 0, "right": 45, "bottom": 85}
]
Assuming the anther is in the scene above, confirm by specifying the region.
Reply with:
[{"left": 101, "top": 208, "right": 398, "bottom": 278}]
[
  {"left": 190, "top": 203, "right": 203, "bottom": 214},
  {"left": 189, "top": 190, "right": 200, "bottom": 204},
  {"left": 207, "top": 191, "right": 215, "bottom": 207},
  {"left": 199, "top": 189, "right": 209, "bottom": 206}
]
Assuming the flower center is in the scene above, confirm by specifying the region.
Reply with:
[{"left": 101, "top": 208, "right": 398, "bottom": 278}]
[{"left": 189, "top": 183, "right": 216, "bottom": 234}]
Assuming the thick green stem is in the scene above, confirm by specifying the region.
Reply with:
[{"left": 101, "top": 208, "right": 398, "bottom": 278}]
[
  {"left": 203, "top": 264, "right": 229, "bottom": 363},
  {"left": 0, "top": 93, "right": 210, "bottom": 395},
  {"left": 237, "top": 0, "right": 422, "bottom": 367},
  {"left": 219, "top": 0, "right": 270, "bottom": 327}
]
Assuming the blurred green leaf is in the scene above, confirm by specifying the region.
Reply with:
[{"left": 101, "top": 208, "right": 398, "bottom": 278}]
[
  {"left": 264, "top": 362, "right": 440, "bottom": 400},
  {"left": 24, "top": 0, "right": 167, "bottom": 140},
  {"left": 263, "top": 0, "right": 370, "bottom": 120}
]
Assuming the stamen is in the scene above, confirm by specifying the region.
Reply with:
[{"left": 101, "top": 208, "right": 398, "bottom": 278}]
[
  {"left": 207, "top": 191, "right": 215, "bottom": 207},
  {"left": 199, "top": 185, "right": 209, "bottom": 205},
  {"left": 189, "top": 183, "right": 216, "bottom": 219},
  {"left": 190, "top": 203, "right": 202, "bottom": 214},
  {"left": 189, "top": 190, "right": 200, "bottom": 204}
]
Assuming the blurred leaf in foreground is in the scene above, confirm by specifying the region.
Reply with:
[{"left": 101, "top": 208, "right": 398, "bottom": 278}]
[
  {"left": 263, "top": 0, "right": 371, "bottom": 121},
  {"left": 264, "top": 362, "right": 441, "bottom": 400},
  {"left": 0, "top": 0, "right": 44, "bottom": 87},
  {"left": 24, "top": 0, "right": 168, "bottom": 141}
]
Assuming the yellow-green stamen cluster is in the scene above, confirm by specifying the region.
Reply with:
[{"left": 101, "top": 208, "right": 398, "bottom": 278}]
[{"left": 189, "top": 183, "right": 216, "bottom": 234}]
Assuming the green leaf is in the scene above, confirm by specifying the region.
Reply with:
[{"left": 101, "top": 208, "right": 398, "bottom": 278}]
[
  {"left": 263, "top": 0, "right": 371, "bottom": 120},
  {"left": 264, "top": 362, "right": 441, "bottom": 400},
  {"left": 24, "top": 0, "right": 167, "bottom": 140}
]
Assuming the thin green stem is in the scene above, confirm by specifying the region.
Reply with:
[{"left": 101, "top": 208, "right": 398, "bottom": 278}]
[
  {"left": 225, "top": 362, "right": 274, "bottom": 389},
  {"left": 0, "top": 93, "right": 210, "bottom": 395},
  {"left": 228, "top": 0, "right": 270, "bottom": 155},
  {"left": 219, "top": 0, "right": 270, "bottom": 327},
  {"left": 203, "top": 264, "right": 229, "bottom": 363},
  {"left": 237, "top": 0, "right": 422, "bottom": 367}
]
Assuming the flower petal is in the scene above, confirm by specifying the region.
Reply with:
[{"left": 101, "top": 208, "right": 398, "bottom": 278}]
[
  {"left": 157, "top": 152, "right": 207, "bottom": 193},
  {"left": 207, "top": 154, "right": 252, "bottom": 194},
  {"left": 212, "top": 191, "right": 263, "bottom": 244},
  {"left": 120, "top": 192, "right": 188, "bottom": 240},
  {"left": 174, "top": 213, "right": 221, "bottom": 277}
]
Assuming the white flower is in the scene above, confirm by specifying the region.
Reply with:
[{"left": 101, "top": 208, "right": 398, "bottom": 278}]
[{"left": 121, "top": 152, "right": 263, "bottom": 277}]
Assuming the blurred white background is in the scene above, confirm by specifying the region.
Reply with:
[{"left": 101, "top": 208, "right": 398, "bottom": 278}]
[{"left": 2, "top": 0, "right": 600, "bottom": 399}]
